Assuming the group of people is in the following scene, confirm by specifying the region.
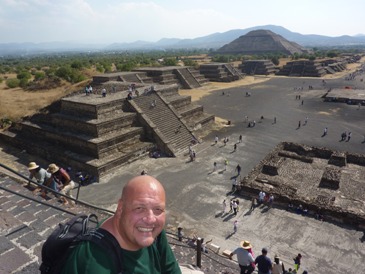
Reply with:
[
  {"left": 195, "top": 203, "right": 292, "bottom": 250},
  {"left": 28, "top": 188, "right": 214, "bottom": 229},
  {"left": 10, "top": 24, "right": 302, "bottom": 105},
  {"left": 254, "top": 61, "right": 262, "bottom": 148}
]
[
  {"left": 28, "top": 162, "right": 75, "bottom": 205},
  {"left": 340, "top": 131, "right": 352, "bottom": 141},
  {"left": 230, "top": 240, "right": 306, "bottom": 274},
  {"left": 258, "top": 190, "right": 274, "bottom": 208}
]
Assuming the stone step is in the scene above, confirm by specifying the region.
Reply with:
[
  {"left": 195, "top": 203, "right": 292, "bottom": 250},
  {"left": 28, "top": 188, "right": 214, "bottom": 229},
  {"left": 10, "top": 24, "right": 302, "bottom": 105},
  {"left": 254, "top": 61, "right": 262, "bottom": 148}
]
[
  {"left": 16, "top": 121, "right": 145, "bottom": 158},
  {"left": 48, "top": 112, "right": 137, "bottom": 138}
]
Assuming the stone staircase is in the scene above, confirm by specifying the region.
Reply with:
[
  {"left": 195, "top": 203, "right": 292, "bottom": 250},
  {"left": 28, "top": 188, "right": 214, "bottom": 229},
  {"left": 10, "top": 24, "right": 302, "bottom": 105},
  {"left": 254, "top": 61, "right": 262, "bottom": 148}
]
[
  {"left": 129, "top": 90, "right": 196, "bottom": 155},
  {"left": 158, "top": 85, "right": 215, "bottom": 132},
  {"left": 187, "top": 68, "right": 209, "bottom": 86},
  {"left": 175, "top": 68, "right": 202, "bottom": 89},
  {"left": 222, "top": 64, "right": 244, "bottom": 80}
]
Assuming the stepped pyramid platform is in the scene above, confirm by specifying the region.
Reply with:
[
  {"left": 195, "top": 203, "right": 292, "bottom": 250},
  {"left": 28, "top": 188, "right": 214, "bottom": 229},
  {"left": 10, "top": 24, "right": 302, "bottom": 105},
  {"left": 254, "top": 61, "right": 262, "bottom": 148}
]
[
  {"left": 133, "top": 66, "right": 208, "bottom": 89},
  {"left": 199, "top": 63, "right": 243, "bottom": 82},
  {"left": 276, "top": 60, "right": 327, "bottom": 77},
  {"left": 0, "top": 85, "right": 214, "bottom": 181},
  {"left": 239, "top": 60, "right": 277, "bottom": 75},
  {"left": 92, "top": 67, "right": 207, "bottom": 90}
]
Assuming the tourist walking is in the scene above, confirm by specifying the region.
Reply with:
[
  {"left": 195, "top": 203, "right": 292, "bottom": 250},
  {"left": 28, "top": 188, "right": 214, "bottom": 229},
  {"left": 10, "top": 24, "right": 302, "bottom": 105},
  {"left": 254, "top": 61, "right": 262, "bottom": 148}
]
[
  {"left": 233, "top": 200, "right": 238, "bottom": 216},
  {"left": 213, "top": 161, "right": 217, "bottom": 171},
  {"left": 323, "top": 127, "right": 328, "bottom": 136},
  {"left": 239, "top": 134, "right": 243, "bottom": 143},
  {"left": 236, "top": 164, "right": 241, "bottom": 175},
  {"left": 229, "top": 240, "right": 255, "bottom": 274},
  {"left": 293, "top": 253, "right": 302, "bottom": 272},
  {"left": 214, "top": 135, "right": 219, "bottom": 145},
  {"left": 222, "top": 199, "right": 227, "bottom": 214},
  {"left": 250, "top": 197, "right": 256, "bottom": 211},
  {"left": 224, "top": 159, "right": 228, "bottom": 171},
  {"left": 347, "top": 131, "right": 352, "bottom": 142},
  {"left": 233, "top": 220, "right": 238, "bottom": 234}
]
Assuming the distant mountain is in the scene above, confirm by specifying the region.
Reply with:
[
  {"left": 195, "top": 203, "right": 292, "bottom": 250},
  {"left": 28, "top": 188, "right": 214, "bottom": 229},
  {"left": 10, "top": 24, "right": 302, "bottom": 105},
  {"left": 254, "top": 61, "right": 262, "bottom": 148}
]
[
  {"left": 105, "top": 25, "right": 365, "bottom": 50},
  {"left": 2, "top": 25, "right": 365, "bottom": 55}
]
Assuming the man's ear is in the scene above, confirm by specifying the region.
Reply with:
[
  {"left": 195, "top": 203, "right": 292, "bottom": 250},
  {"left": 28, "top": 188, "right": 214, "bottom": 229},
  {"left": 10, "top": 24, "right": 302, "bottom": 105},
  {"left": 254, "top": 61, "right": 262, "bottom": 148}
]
[{"left": 115, "top": 198, "right": 123, "bottom": 217}]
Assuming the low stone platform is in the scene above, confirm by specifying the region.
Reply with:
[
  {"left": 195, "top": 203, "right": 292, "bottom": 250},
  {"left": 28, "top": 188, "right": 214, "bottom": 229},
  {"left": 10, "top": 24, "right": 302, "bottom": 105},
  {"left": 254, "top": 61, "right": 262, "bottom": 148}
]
[{"left": 240, "top": 142, "right": 365, "bottom": 228}]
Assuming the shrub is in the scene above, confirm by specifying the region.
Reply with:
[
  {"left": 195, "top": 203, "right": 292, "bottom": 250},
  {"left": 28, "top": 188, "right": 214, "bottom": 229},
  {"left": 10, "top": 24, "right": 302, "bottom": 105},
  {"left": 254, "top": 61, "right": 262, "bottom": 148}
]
[
  {"left": 17, "top": 71, "right": 32, "bottom": 80},
  {"left": 19, "top": 78, "right": 29, "bottom": 88},
  {"left": 6, "top": 78, "right": 20, "bottom": 88},
  {"left": 34, "top": 71, "right": 46, "bottom": 81}
]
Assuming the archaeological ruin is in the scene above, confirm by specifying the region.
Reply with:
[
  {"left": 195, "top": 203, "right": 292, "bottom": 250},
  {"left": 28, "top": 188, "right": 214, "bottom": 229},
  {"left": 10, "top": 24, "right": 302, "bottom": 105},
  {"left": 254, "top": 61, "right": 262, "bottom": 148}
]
[
  {"left": 239, "top": 142, "right": 365, "bottom": 228},
  {"left": 0, "top": 68, "right": 215, "bottom": 180}
]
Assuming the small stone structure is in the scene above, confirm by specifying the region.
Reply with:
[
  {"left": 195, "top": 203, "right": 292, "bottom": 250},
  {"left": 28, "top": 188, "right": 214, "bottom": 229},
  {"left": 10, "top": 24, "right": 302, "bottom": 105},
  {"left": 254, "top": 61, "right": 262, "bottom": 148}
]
[
  {"left": 239, "top": 60, "right": 277, "bottom": 75},
  {"left": 199, "top": 63, "right": 243, "bottom": 82},
  {"left": 239, "top": 142, "right": 365, "bottom": 228},
  {"left": 324, "top": 88, "right": 365, "bottom": 105},
  {"left": 93, "top": 67, "right": 208, "bottom": 89},
  {"left": 276, "top": 60, "right": 327, "bottom": 77}
]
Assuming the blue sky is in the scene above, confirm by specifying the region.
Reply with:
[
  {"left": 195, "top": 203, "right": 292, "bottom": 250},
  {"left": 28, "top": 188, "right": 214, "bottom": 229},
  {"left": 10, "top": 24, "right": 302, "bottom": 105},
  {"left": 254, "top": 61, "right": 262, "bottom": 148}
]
[{"left": 1, "top": 0, "right": 364, "bottom": 44}]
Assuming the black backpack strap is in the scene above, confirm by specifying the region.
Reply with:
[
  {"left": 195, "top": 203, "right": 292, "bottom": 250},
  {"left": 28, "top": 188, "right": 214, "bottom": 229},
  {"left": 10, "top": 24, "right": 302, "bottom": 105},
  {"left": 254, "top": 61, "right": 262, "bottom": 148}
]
[{"left": 80, "top": 228, "right": 124, "bottom": 274}]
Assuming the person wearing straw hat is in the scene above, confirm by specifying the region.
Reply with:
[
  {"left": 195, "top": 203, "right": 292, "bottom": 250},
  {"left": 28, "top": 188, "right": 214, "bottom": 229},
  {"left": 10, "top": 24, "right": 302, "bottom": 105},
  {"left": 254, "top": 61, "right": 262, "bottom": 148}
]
[
  {"left": 28, "top": 162, "right": 52, "bottom": 197},
  {"left": 229, "top": 240, "right": 255, "bottom": 274},
  {"left": 47, "top": 163, "right": 75, "bottom": 205}
]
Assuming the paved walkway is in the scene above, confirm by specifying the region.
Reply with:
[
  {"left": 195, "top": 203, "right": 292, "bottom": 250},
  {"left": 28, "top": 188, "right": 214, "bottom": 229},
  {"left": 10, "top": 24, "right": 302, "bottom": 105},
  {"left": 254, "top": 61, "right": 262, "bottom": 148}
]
[{"left": 1, "top": 74, "right": 365, "bottom": 273}]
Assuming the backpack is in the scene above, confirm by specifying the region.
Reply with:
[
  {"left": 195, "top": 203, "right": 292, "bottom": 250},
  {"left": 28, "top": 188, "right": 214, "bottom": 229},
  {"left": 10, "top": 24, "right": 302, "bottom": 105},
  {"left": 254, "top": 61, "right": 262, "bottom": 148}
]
[{"left": 39, "top": 214, "right": 123, "bottom": 274}]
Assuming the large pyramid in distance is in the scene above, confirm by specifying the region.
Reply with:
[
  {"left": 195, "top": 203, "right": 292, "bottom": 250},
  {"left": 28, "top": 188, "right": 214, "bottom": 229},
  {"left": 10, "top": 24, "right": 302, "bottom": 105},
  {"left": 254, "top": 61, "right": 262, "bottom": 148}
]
[{"left": 216, "top": 29, "right": 307, "bottom": 55}]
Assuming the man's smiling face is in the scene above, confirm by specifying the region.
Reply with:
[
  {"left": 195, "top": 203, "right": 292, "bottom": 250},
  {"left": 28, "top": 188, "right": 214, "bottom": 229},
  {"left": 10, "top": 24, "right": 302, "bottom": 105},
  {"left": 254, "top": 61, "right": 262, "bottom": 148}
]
[{"left": 116, "top": 176, "right": 166, "bottom": 251}]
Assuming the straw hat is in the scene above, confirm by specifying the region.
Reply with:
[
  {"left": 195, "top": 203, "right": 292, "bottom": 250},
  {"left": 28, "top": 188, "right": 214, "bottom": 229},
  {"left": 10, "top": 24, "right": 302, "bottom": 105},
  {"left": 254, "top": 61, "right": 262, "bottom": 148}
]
[
  {"left": 28, "top": 162, "right": 39, "bottom": 170},
  {"left": 47, "top": 163, "right": 60, "bottom": 174},
  {"left": 240, "top": 240, "right": 252, "bottom": 249}
]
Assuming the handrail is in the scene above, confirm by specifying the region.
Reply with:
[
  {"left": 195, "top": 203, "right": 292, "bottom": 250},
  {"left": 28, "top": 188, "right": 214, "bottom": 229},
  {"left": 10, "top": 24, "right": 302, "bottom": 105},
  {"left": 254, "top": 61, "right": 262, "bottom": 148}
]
[{"left": 0, "top": 162, "right": 115, "bottom": 215}]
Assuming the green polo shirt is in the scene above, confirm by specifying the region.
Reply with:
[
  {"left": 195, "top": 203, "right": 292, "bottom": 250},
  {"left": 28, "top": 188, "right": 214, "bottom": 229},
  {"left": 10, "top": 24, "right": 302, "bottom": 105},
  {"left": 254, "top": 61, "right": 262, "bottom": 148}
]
[{"left": 61, "top": 230, "right": 181, "bottom": 274}]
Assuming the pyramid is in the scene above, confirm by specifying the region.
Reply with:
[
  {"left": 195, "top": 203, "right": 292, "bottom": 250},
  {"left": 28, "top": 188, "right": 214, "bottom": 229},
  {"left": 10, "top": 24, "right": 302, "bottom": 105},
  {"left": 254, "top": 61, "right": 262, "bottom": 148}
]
[{"left": 216, "top": 29, "right": 307, "bottom": 55}]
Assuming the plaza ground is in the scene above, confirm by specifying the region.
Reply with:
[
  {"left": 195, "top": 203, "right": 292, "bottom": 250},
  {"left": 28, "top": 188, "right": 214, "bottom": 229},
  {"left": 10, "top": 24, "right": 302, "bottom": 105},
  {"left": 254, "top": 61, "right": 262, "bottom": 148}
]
[{"left": 76, "top": 74, "right": 365, "bottom": 273}]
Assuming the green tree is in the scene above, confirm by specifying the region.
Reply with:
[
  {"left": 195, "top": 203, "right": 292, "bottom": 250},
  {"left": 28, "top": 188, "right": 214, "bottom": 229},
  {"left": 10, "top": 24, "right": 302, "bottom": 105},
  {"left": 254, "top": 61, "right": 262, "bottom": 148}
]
[{"left": 163, "top": 58, "right": 178, "bottom": 66}]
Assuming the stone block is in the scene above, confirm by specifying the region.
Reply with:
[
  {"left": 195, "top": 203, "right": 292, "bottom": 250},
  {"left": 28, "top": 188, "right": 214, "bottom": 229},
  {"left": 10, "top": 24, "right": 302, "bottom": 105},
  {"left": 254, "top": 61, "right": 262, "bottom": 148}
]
[
  {"left": 222, "top": 250, "right": 232, "bottom": 257},
  {"left": 206, "top": 243, "right": 220, "bottom": 253}
]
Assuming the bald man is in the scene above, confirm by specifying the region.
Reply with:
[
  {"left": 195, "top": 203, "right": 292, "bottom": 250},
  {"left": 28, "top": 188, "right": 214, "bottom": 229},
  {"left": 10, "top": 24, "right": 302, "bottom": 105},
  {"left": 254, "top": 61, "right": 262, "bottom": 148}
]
[{"left": 61, "top": 175, "right": 181, "bottom": 274}]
